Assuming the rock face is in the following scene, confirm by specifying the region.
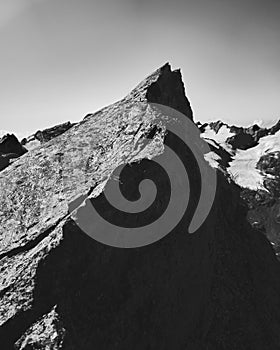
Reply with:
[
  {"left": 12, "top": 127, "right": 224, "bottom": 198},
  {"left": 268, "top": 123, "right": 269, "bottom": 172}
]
[{"left": 1, "top": 63, "right": 280, "bottom": 350}]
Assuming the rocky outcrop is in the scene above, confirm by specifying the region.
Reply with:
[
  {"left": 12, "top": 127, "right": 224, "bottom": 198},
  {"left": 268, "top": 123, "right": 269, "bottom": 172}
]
[
  {"left": 227, "top": 131, "right": 258, "bottom": 150},
  {"left": 21, "top": 121, "right": 76, "bottom": 148},
  {"left": 33, "top": 121, "right": 76, "bottom": 143},
  {"left": 0, "top": 134, "right": 27, "bottom": 156},
  {"left": 0, "top": 134, "right": 27, "bottom": 172},
  {"left": 1, "top": 63, "right": 280, "bottom": 349}
]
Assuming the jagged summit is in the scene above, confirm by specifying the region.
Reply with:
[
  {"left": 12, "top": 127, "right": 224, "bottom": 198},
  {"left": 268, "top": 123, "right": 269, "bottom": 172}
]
[
  {"left": 145, "top": 63, "right": 193, "bottom": 121},
  {"left": 84, "top": 62, "right": 193, "bottom": 122}
]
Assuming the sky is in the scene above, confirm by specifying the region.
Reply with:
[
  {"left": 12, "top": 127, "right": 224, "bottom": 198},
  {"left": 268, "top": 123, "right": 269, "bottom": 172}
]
[{"left": 0, "top": 0, "right": 280, "bottom": 138}]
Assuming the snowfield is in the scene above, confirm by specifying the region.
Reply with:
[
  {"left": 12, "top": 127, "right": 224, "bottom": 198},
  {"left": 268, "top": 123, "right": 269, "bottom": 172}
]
[{"left": 229, "top": 130, "right": 280, "bottom": 190}]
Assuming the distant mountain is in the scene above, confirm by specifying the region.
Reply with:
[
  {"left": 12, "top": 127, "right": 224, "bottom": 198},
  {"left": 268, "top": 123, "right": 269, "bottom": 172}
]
[{"left": 200, "top": 120, "right": 280, "bottom": 258}]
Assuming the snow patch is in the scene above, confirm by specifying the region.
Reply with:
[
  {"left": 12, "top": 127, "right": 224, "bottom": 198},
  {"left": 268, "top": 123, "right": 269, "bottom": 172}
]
[
  {"left": 201, "top": 125, "right": 234, "bottom": 152},
  {"left": 204, "top": 151, "right": 221, "bottom": 169}
]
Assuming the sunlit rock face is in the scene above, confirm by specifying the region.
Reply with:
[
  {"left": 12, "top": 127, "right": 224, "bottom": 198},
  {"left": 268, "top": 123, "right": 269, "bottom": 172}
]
[
  {"left": 14, "top": 306, "right": 65, "bottom": 350},
  {"left": 1, "top": 64, "right": 280, "bottom": 350}
]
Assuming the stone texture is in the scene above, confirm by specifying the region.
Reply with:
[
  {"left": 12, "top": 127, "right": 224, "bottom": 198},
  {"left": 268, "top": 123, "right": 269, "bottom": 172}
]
[
  {"left": 14, "top": 306, "right": 65, "bottom": 350},
  {"left": 33, "top": 121, "right": 76, "bottom": 143}
]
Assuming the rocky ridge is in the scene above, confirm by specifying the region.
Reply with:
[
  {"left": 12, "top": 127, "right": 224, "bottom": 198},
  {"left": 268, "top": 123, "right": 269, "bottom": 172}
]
[{"left": 0, "top": 64, "right": 280, "bottom": 349}]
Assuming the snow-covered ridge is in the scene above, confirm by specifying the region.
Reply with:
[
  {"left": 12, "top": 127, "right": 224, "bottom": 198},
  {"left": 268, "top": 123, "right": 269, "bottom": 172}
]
[
  {"left": 201, "top": 124, "right": 235, "bottom": 153},
  {"left": 199, "top": 119, "right": 280, "bottom": 191}
]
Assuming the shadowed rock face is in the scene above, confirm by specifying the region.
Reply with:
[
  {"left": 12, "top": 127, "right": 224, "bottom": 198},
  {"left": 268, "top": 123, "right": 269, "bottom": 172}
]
[
  {"left": 0, "top": 134, "right": 27, "bottom": 157},
  {"left": 146, "top": 64, "right": 193, "bottom": 121},
  {"left": 227, "top": 132, "right": 258, "bottom": 150},
  {"left": 1, "top": 63, "right": 280, "bottom": 350},
  {"left": 0, "top": 134, "right": 27, "bottom": 172},
  {"left": 0, "top": 153, "right": 20, "bottom": 172}
]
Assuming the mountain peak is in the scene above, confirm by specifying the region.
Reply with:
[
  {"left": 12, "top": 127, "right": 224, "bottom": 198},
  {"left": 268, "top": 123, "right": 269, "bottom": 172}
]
[
  {"left": 1, "top": 64, "right": 280, "bottom": 349},
  {"left": 125, "top": 62, "right": 193, "bottom": 121}
]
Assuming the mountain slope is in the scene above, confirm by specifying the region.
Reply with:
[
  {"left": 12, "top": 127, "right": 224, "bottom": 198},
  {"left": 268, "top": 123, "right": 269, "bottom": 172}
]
[{"left": 0, "top": 64, "right": 280, "bottom": 350}]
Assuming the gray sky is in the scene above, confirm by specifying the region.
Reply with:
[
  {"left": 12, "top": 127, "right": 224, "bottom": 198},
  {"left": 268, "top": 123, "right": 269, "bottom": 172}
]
[{"left": 1, "top": 0, "right": 280, "bottom": 137}]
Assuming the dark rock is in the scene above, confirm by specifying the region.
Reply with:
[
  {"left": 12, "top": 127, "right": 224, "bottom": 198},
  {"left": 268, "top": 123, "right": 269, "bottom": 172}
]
[
  {"left": 0, "top": 155, "right": 9, "bottom": 172},
  {"left": 209, "top": 120, "right": 225, "bottom": 134},
  {"left": 227, "top": 131, "right": 258, "bottom": 150},
  {"left": 0, "top": 152, "right": 19, "bottom": 172},
  {"left": 270, "top": 120, "right": 280, "bottom": 135},
  {"left": 257, "top": 151, "right": 280, "bottom": 178},
  {"left": 0, "top": 134, "right": 27, "bottom": 156},
  {"left": 146, "top": 63, "right": 193, "bottom": 121},
  {"left": 34, "top": 121, "right": 75, "bottom": 143},
  {"left": 0, "top": 134, "right": 27, "bottom": 172},
  {"left": 20, "top": 138, "right": 27, "bottom": 146}
]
